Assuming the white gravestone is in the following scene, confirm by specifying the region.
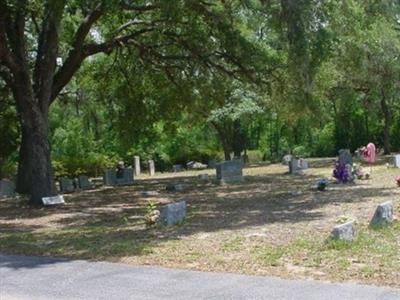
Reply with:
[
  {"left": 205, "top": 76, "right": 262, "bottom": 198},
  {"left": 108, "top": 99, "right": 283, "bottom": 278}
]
[
  {"left": 134, "top": 156, "right": 141, "bottom": 176},
  {"left": 394, "top": 155, "right": 400, "bottom": 168},
  {"left": 42, "top": 195, "right": 65, "bottom": 206}
]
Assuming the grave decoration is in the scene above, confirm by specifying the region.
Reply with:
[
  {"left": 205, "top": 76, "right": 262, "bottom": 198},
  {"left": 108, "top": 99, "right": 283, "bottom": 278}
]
[
  {"left": 333, "top": 149, "right": 354, "bottom": 183},
  {"left": 395, "top": 176, "right": 400, "bottom": 187},
  {"left": 317, "top": 178, "right": 329, "bottom": 191}
]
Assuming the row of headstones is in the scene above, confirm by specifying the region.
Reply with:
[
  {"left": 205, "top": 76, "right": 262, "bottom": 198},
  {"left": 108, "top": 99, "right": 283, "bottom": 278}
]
[
  {"left": 331, "top": 201, "right": 394, "bottom": 241},
  {"left": 133, "top": 156, "right": 155, "bottom": 176}
]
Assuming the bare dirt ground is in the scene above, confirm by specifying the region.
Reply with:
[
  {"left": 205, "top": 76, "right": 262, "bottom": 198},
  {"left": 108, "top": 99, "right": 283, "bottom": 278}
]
[{"left": 1, "top": 157, "right": 399, "bottom": 287}]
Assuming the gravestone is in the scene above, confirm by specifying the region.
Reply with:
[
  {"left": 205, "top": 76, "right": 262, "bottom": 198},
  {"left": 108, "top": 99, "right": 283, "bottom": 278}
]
[
  {"left": 59, "top": 177, "right": 75, "bottom": 193},
  {"left": 187, "top": 161, "right": 207, "bottom": 170},
  {"left": 42, "top": 195, "right": 65, "bottom": 206},
  {"left": 166, "top": 183, "right": 185, "bottom": 192},
  {"left": 299, "top": 159, "right": 308, "bottom": 170},
  {"left": 148, "top": 160, "right": 155, "bottom": 176},
  {"left": 198, "top": 174, "right": 209, "bottom": 181},
  {"left": 158, "top": 201, "right": 187, "bottom": 226},
  {"left": 393, "top": 155, "right": 400, "bottom": 168},
  {"left": 173, "top": 164, "right": 184, "bottom": 172},
  {"left": 216, "top": 159, "right": 243, "bottom": 184},
  {"left": 140, "top": 191, "right": 159, "bottom": 196},
  {"left": 338, "top": 149, "right": 353, "bottom": 166},
  {"left": 370, "top": 201, "right": 394, "bottom": 227},
  {"left": 78, "top": 175, "right": 92, "bottom": 190},
  {"left": 103, "top": 169, "right": 117, "bottom": 186},
  {"left": 115, "top": 168, "right": 134, "bottom": 186},
  {"left": 208, "top": 159, "right": 217, "bottom": 169},
  {"left": 103, "top": 168, "right": 134, "bottom": 186},
  {"left": 330, "top": 221, "right": 355, "bottom": 241},
  {"left": 0, "top": 179, "right": 15, "bottom": 198},
  {"left": 282, "top": 154, "right": 292, "bottom": 165},
  {"left": 134, "top": 156, "right": 141, "bottom": 176}
]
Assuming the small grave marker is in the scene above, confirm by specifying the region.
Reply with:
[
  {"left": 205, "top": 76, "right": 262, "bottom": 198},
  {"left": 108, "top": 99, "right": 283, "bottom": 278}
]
[
  {"left": 166, "top": 183, "right": 185, "bottom": 192},
  {"left": 158, "top": 201, "right": 187, "bottom": 226},
  {"left": 0, "top": 180, "right": 15, "bottom": 198},
  {"left": 42, "top": 195, "right": 65, "bottom": 206},
  {"left": 330, "top": 221, "right": 355, "bottom": 241},
  {"left": 370, "top": 201, "right": 394, "bottom": 227},
  {"left": 173, "top": 164, "right": 184, "bottom": 172}
]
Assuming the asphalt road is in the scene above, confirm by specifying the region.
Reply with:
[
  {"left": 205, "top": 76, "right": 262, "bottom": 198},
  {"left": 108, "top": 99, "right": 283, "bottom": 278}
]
[{"left": 1, "top": 254, "right": 399, "bottom": 300}]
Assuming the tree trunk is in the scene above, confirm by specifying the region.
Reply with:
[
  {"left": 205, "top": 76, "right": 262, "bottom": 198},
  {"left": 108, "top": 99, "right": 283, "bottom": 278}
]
[
  {"left": 232, "top": 119, "right": 243, "bottom": 158},
  {"left": 380, "top": 89, "right": 391, "bottom": 154},
  {"left": 17, "top": 102, "right": 56, "bottom": 205}
]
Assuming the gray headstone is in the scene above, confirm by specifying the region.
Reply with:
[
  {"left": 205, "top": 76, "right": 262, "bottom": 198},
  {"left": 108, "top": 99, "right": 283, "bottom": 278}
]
[
  {"left": 115, "top": 168, "right": 134, "bottom": 186},
  {"left": 148, "top": 160, "right": 155, "bottom": 176},
  {"left": 299, "top": 159, "right": 308, "bottom": 170},
  {"left": 289, "top": 158, "right": 300, "bottom": 174},
  {"left": 158, "top": 201, "right": 187, "bottom": 226},
  {"left": 393, "top": 155, "right": 400, "bottom": 168},
  {"left": 103, "top": 170, "right": 117, "bottom": 186},
  {"left": 78, "top": 176, "right": 92, "bottom": 190},
  {"left": 330, "top": 221, "right": 355, "bottom": 241},
  {"left": 42, "top": 195, "right": 65, "bottom": 206},
  {"left": 216, "top": 159, "right": 244, "bottom": 184},
  {"left": 198, "top": 174, "right": 209, "bottom": 181},
  {"left": 0, "top": 179, "right": 15, "bottom": 198},
  {"left": 282, "top": 154, "right": 292, "bottom": 165},
  {"left": 173, "top": 164, "right": 184, "bottom": 172},
  {"left": 208, "top": 159, "right": 217, "bottom": 169},
  {"left": 370, "top": 201, "right": 394, "bottom": 227},
  {"left": 59, "top": 177, "right": 75, "bottom": 193},
  {"left": 166, "top": 183, "right": 185, "bottom": 192},
  {"left": 338, "top": 149, "right": 353, "bottom": 166},
  {"left": 134, "top": 156, "right": 141, "bottom": 176}
]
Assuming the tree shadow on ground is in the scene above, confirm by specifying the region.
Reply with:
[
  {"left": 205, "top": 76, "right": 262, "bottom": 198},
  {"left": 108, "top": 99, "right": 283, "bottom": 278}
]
[{"left": 0, "top": 162, "right": 396, "bottom": 263}]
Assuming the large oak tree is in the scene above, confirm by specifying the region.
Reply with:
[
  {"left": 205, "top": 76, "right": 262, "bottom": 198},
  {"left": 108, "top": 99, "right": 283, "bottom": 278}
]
[{"left": 0, "top": 0, "right": 264, "bottom": 205}]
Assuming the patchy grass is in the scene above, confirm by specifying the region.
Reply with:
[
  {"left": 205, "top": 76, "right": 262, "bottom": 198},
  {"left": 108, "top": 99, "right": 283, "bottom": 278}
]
[{"left": 0, "top": 158, "right": 399, "bottom": 287}]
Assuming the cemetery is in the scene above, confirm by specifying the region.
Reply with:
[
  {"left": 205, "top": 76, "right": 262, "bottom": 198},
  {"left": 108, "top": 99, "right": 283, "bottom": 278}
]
[{"left": 0, "top": 154, "right": 399, "bottom": 288}]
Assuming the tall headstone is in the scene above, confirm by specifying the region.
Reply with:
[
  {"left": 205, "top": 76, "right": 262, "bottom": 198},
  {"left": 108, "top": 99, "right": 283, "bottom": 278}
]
[
  {"left": 134, "top": 156, "right": 141, "bottom": 176},
  {"left": 148, "top": 160, "right": 155, "bottom": 176},
  {"left": 158, "top": 201, "right": 187, "bottom": 226},
  {"left": 59, "top": 177, "right": 75, "bottom": 193},
  {"left": 338, "top": 149, "right": 353, "bottom": 166},
  {"left": 0, "top": 179, "right": 15, "bottom": 198},
  {"left": 289, "top": 158, "right": 300, "bottom": 174},
  {"left": 393, "top": 155, "right": 400, "bottom": 168},
  {"left": 216, "top": 159, "right": 243, "bottom": 184}
]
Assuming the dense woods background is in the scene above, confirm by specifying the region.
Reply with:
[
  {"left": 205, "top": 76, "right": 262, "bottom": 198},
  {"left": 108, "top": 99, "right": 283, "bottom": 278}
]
[{"left": 1, "top": 0, "right": 400, "bottom": 181}]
